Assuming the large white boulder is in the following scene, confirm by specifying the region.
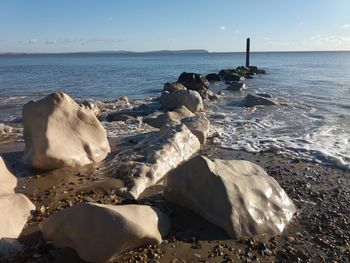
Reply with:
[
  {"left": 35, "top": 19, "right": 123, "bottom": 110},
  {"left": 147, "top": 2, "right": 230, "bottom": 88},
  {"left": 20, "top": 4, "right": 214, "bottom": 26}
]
[
  {"left": 39, "top": 203, "right": 170, "bottom": 263},
  {"left": 104, "top": 124, "right": 201, "bottom": 199},
  {"left": 0, "top": 194, "right": 35, "bottom": 239},
  {"left": 143, "top": 106, "right": 194, "bottom": 128},
  {"left": 164, "top": 156, "right": 296, "bottom": 238},
  {"left": 0, "top": 157, "right": 35, "bottom": 243},
  {"left": 159, "top": 90, "right": 204, "bottom": 113},
  {"left": 22, "top": 92, "right": 110, "bottom": 170},
  {"left": 0, "top": 157, "right": 16, "bottom": 195}
]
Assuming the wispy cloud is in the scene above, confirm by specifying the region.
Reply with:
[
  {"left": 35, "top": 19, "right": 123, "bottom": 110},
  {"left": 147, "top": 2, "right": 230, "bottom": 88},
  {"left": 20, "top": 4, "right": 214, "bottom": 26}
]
[
  {"left": 29, "top": 38, "right": 38, "bottom": 44},
  {"left": 341, "top": 24, "right": 350, "bottom": 29},
  {"left": 45, "top": 40, "right": 57, "bottom": 45},
  {"left": 169, "top": 38, "right": 177, "bottom": 43},
  {"left": 219, "top": 25, "right": 226, "bottom": 31},
  {"left": 108, "top": 16, "right": 113, "bottom": 22},
  {"left": 48, "top": 38, "right": 126, "bottom": 45},
  {"left": 309, "top": 35, "right": 350, "bottom": 45}
]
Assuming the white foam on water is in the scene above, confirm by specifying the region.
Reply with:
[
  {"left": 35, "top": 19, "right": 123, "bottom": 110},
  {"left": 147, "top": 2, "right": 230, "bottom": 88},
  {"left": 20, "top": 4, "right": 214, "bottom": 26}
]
[
  {"left": 0, "top": 123, "right": 23, "bottom": 143},
  {"left": 210, "top": 113, "right": 350, "bottom": 170}
]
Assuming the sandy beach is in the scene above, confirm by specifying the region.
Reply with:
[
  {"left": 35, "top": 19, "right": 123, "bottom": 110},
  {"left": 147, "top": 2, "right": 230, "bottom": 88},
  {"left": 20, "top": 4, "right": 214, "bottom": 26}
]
[{"left": 0, "top": 137, "right": 347, "bottom": 263}]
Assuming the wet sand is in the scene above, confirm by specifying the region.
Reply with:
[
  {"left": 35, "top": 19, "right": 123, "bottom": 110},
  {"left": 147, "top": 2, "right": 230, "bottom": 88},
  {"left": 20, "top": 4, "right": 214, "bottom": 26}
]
[{"left": 1, "top": 138, "right": 349, "bottom": 263}]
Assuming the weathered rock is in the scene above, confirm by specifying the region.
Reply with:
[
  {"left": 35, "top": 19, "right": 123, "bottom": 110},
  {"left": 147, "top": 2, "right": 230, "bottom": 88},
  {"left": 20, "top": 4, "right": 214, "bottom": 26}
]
[
  {"left": 143, "top": 106, "right": 194, "bottom": 128},
  {"left": 244, "top": 94, "right": 277, "bottom": 107},
  {"left": 22, "top": 92, "right": 110, "bottom": 170},
  {"left": 159, "top": 90, "right": 204, "bottom": 113},
  {"left": 226, "top": 82, "right": 248, "bottom": 91},
  {"left": 163, "top": 82, "right": 187, "bottom": 93},
  {"left": 181, "top": 114, "right": 210, "bottom": 144},
  {"left": 205, "top": 73, "right": 221, "bottom": 82},
  {"left": 102, "top": 124, "right": 201, "bottom": 199},
  {"left": 106, "top": 113, "right": 135, "bottom": 122},
  {"left": 39, "top": 203, "right": 170, "bottom": 263},
  {"left": 107, "top": 103, "right": 154, "bottom": 122},
  {"left": 218, "top": 69, "right": 236, "bottom": 79},
  {"left": 178, "top": 72, "right": 209, "bottom": 93},
  {"left": 81, "top": 100, "right": 100, "bottom": 116},
  {"left": 0, "top": 157, "right": 16, "bottom": 195},
  {"left": 200, "top": 89, "right": 220, "bottom": 100},
  {"left": 164, "top": 156, "right": 296, "bottom": 239},
  {"left": 222, "top": 73, "right": 241, "bottom": 81},
  {"left": 0, "top": 194, "right": 35, "bottom": 239}
]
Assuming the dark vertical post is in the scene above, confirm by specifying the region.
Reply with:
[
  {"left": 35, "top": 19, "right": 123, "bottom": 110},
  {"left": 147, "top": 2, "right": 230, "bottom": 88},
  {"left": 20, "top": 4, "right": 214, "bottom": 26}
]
[{"left": 245, "top": 38, "right": 250, "bottom": 67}]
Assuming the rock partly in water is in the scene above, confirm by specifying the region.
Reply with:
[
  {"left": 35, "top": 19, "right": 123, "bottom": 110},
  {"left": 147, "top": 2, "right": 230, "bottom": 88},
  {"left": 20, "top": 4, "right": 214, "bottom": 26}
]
[
  {"left": 226, "top": 82, "right": 248, "bottom": 91},
  {"left": 244, "top": 94, "right": 277, "bottom": 107},
  {"left": 164, "top": 155, "right": 296, "bottom": 239},
  {"left": 39, "top": 203, "right": 170, "bottom": 263},
  {"left": 0, "top": 194, "right": 35, "bottom": 239},
  {"left": 177, "top": 72, "right": 209, "bottom": 93},
  {"left": 143, "top": 106, "right": 194, "bottom": 128},
  {"left": 163, "top": 82, "right": 187, "bottom": 93},
  {"left": 22, "top": 92, "right": 110, "bottom": 170},
  {"left": 0, "top": 157, "right": 16, "bottom": 195},
  {"left": 181, "top": 114, "right": 210, "bottom": 144},
  {"left": 102, "top": 124, "right": 201, "bottom": 199},
  {"left": 205, "top": 73, "right": 221, "bottom": 82},
  {"left": 159, "top": 90, "right": 204, "bottom": 113}
]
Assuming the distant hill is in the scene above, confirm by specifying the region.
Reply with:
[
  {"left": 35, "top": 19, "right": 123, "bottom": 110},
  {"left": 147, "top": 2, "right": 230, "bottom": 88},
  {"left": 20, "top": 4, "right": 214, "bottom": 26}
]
[{"left": 0, "top": 49, "right": 209, "bottom": 55}]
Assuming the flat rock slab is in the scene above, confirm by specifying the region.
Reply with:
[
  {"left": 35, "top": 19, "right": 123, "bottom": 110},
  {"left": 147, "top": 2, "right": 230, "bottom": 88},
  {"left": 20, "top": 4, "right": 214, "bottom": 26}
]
[
  {"left": 164, "top": 155, "right": 296, "bottom": 239},
  {"left": 102, "top": 124, "right": 201, "bottom": 199},
  {"left": 40, "top": 203, "right": 170, "bottom": 263},
  {"left": 244, "top": 94, "right": 277, "bottom": 107}
]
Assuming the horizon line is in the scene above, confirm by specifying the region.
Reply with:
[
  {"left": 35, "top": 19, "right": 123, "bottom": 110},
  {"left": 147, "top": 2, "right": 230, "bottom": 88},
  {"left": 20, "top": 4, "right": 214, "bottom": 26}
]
[{"left": 1, "top": 49, "right": 350, "bottom": 55}]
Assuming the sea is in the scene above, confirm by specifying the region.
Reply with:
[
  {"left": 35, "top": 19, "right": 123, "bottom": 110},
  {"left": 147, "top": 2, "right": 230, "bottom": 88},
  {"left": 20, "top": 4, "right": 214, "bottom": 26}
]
[{"left": 0, "top": 51, "right": 349, "bottom": 170}]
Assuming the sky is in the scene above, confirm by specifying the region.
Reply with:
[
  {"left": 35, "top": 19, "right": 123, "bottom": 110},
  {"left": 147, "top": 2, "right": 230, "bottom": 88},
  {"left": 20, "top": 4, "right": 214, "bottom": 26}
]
[{"left": 0, "top": 0, "right": 350, "bottom": 53}]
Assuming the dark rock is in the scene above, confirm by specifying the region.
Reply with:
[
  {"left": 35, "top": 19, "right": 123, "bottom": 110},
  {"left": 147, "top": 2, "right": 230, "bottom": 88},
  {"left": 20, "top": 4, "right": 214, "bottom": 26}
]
[
  {"left": 205, "top": 73, "right": 221, "bottom": 82},
  {"left": 244, "top": 94, "right": 277, "bottom": 107},
  {"left": 177, "top": 72, "right": 209, "bottom": 95},
  {"left": 226, "top": 82, "right": 247, "bottom": 91},
  {"left": 163, "top": 82, "right": 187, "bottom": 93},
  {"left": 256, "top": 93, "right": 272, "bottom": 98}
]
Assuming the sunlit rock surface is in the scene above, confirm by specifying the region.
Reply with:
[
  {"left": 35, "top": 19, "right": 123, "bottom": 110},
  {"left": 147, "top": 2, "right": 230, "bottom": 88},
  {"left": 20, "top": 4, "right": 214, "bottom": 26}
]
[
  {"left": 0, "top": 194, "right": 35, "bottom": 239},
  {"left": 143, "top": 106, "right": 194, "bottom": 128},
  {"left": 22, "top": 92, "right": 110, "bottom": 170},
  {"left": 181, "top": 114, "right": 210, "bottom": 145},
  {"left": 159, "top": 90, "right": 204, "bottom": 113},
  {"left": 102, "top": 124, "right": 201, "bottom": 199},
  {"left": 164, "top": 155, "right": 296, "bottom": 238},
  {"left": 40, "top": 203, "right": 170, "bottom": 263},
  {"left": 0, "top": 156, "right": 35, "bottom": 240},
  {"left": 0, "top": 157, "right": 17, "bottom": 195}
]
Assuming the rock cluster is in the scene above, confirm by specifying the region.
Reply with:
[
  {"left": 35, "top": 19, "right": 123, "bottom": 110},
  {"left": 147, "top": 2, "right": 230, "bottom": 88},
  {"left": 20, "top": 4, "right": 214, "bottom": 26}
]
[{"left": 14, "top": 65, "right": 297, "bottom": 262}]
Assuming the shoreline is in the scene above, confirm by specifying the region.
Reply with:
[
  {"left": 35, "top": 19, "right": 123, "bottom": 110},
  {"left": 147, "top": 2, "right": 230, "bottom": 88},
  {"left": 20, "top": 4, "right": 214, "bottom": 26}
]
[
  {"left": 0, "top": 138, "right": 347, "bottom": 262},
  {"left": 0, "top": 66, "right": 349, "bottom": 262}
]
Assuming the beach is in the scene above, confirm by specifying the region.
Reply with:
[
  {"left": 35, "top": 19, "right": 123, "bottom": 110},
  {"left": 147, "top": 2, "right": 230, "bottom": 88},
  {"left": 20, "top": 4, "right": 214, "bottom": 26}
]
[
  {"left": 0, "top": 139, "right": 348, "bottom": 262},
  {"left": 0, "top": 52, "right": 349, "bottom": 263}
]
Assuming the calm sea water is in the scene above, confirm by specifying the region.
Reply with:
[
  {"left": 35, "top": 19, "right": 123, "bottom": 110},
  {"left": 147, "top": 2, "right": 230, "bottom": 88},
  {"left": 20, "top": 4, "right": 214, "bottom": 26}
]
[{"left": 0, "top": 52, "right": 349, "bottom": 169}]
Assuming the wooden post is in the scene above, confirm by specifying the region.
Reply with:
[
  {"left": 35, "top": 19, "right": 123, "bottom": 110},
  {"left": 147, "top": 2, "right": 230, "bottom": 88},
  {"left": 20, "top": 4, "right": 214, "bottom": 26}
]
[{"left": 245, "top": 38, "right": 250, "bottom": 67}]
